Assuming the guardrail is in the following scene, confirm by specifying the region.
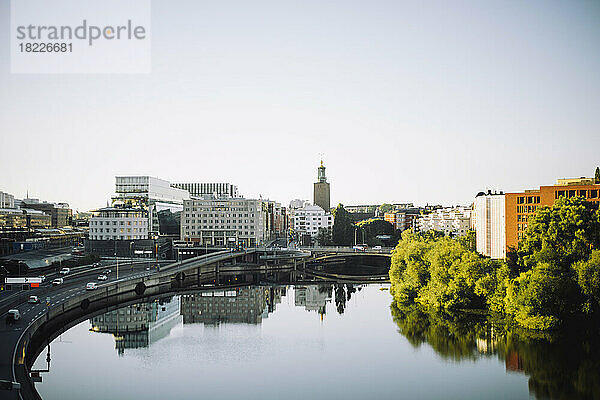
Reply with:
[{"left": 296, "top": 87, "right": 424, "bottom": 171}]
[{"left": 12, "top": 249, "right": 261, "bottom": 400}]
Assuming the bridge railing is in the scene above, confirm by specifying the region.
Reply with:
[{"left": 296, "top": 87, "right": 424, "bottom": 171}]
[{"left": 298, "top": 246, "right": 394, "bottom": 254}]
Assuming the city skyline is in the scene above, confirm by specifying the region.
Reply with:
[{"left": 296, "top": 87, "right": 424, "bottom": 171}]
[{"left": 1, "top": 1, "right": 600, "bottom": 211}]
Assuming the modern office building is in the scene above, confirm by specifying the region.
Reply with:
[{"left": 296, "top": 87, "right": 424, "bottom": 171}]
[
  {"left": 88, "top": 206, "right": 149, "bottom": 240},
  {"left": 474, "top": 191, "right": 506, "bottom": 259},
  {"left": 171, "top": 182, "right": 240, "bottom": 199},
  {"left": 417, "top": 206, "right": 473, "bottom": 237},
  {"left": 180, "top": 197, "right": 269, "bottom": 247},
  {"left": 113, "top": 176, "right": 190, "bottom": 234},
  {"left": 313, "top": 160, "right": 331, "bottom": 212},
  {"left": 290, "top": 204, "right": 333, "bottom": 238},
  {"left": 505, "top": 177, "right": 600, "bottom": 250}
]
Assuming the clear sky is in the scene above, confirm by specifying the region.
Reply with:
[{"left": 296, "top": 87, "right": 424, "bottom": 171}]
[{"left": 1, "top": 0, "right": 599, "bottom": 212}]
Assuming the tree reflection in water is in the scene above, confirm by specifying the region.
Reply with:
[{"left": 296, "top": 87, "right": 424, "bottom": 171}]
[
  {"left": 390, "top": 302, "right": 600, "bottom": 400},
  {"left": 333, "top": 284, "right": 359, "bottom": 314}
]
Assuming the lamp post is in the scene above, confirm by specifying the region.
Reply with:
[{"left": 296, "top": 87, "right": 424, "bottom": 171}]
[
  {"left": 129, "top": 241, "right": 134, "bottom": 271},
  {"left": 114, "top": 240, "right": 118, "bottom": 280}
]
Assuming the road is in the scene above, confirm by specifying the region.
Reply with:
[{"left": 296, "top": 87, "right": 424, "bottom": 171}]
[{"left": 0, "top": 258, "right": 167, "bottom": 399}]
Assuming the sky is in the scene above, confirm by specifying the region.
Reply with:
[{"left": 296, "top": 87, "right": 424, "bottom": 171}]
[{"left": 1, "top": 0, "right": 599, "bottom": 212}]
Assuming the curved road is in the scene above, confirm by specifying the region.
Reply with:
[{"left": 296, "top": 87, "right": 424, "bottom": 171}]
[{"left": 0, "top": 259, "right": 166, "bottom": 399}]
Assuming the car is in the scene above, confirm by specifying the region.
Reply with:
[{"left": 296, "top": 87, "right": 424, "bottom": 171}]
[
  {"left": 52, "top": 278, "right": 64, "bottom": 286},
  {"left": 86, "top": 282, "right": 98, "bottom": 290},
  {"left": 59, "top": 268, "right": 70, "bottom": 275},
  {"left": 28, "top": 295, "right": 39, "bottom": 304},
  {"left": 39, "top": 275, "right": 46, "bottom": 282},
  {"left": 97, "top": 275, "right": 108, "bottom": 281},
  {"left": 373, "top": 245, "right": 382, "bottom": 250},
  {"left": 7, "top": 309, "right": 20, "bottom": 321},
  {"left": 103, "top": 269, "right": 112, "bottom": 274},
  {"left": 93, "top": 262, "right": 101, "bottom": 267}
]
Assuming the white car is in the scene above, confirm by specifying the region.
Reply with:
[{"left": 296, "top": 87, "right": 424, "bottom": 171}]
[
  {"left": 86, "top": 282, "right": 98, "bottom": 290},
  {"left": 52, "top": 278, "right": 64, "bottom": 286},
  {"left": 373, "top": 245, "right": 382, "bottom": 250},
  {"left": 7, "top": 310, "right": 20, "bottom": 321},
  {"left": 59, "top": 268, "right": 70, "bottom": 275},
  {"left": 28, "top": 295, "right": 39, "bottom": 304},
  {"left": 97, "top": 275, "right": 108, "bottom": 281}
]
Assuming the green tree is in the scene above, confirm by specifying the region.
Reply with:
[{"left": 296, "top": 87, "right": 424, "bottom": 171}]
[
  {"left": 379, "top": 203, "right": 394, "bottom": 214},
  {"left": 458, "top": 230, "right": 476, "bottom": 252},
  {"left": 315, "top": 227, "right": 333, "bottom": 246},
  {"left": 356, "top": 218, "right": 397, "bottom": 246},
  {"left": 331, "top": 204, "right": 355, "bottom": 246},
  {"left": 390, "top": 229, "right": 496, "bottom": 311},
  {"left": 572, "top": 249, "right": 600, "bottom": 313},
  {"left": 505, "top": 197, "right": 600, "bottom": 329}
]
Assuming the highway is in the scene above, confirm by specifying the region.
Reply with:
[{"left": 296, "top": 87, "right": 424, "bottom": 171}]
[{"left": 0, "top": 258, "right": 168, "bottom": 399}]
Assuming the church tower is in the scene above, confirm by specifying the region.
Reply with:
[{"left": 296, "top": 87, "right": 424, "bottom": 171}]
[{"left": 313, "top": 160, "right": 331, "bottom": 212}]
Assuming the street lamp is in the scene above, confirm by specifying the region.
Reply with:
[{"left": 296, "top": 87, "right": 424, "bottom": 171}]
[
  {"left": 129, "top": 241, "right": 134, "bottom": 270},
  {"left": 114, "top": 240, "right": 119, "bottom": 280}
]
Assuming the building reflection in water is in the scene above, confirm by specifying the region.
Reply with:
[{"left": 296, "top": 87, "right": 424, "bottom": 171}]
[
  {"left": 180, "top": 286, "right": 286, "bottom": 325},
  {"left": 294, "top": 285, "right": 332, "bottom": 318},
  {"left": 89, "top": 296, "right": 182, "bottom": 355}
]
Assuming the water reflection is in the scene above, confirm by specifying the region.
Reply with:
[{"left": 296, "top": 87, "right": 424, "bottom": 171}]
[
  {"left": 390, "top": 302, "right": 600, "bottom": 400},
  {"left": 295, "top": 285, "right": 331, "bottom": 315},
  {"left": 180, "top": 287, "right": 286, "bottom": 325},
  {"left": 89, "top": 296, "right": 181, "bottom": 354}
]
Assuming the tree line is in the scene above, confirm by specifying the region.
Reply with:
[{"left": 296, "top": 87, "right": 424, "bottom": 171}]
[{"left": 389, "top": 196, "right": 600, "bottom": 330}]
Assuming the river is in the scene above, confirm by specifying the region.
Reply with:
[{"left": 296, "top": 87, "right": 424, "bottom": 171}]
[{"left": 32, "top": 284, "right": 599, "bottom": 400}]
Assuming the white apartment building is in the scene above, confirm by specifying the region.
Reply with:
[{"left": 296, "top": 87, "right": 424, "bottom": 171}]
[
  {"left": 89, "top": 207, "right": 149, "bottom": 240},
  {"left": 0, "top": 191, "right": 15, "bottom": 209},
  {"left": 171, "top": 182, "right": 240, "bottom": 199},
  {"left": 289, "top": 199, "right": 311, "bottom": 210},
  {"left": 290, "top": 204, "right": 333, "bottom": 237},
  {"left": 417, "top": 206, "right": 473, "bottom": 237},
  {"left": 474, "top": 192, "right": 506, "bottom": 259},
  {"left": 180, "top": 198, "right": 268, "bottom": 247}
]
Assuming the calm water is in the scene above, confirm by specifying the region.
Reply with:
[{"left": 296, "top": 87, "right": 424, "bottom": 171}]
[{"left": 31, "top": 284, "right": 598, "bottom": 400}]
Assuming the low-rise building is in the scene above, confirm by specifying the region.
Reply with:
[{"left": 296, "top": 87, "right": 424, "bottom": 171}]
[
  {"left": 384, "top": 211, "right": 419, "bottom": 231},
  {"left": 290, "top": 204, "right": 333, "bottom": 238},
  {"left": 417, "top": 206, "right": 473, "bottom": 237},
  {"left": 20, "top": 198, "right": 71, "bottom": 227},
  {"left": 88, "top": 207, "right": 149, "bottom": 240},
  {"left": 0, "top": 191, "right": 15, "bottom": 209},
  {"left": 0, "top": 208, "right": 51, "bottom": 228}
]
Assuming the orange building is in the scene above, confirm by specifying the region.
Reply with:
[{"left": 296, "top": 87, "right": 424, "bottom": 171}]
[{"left": 505, "top": 178, "right": 600, "bottom": 251}]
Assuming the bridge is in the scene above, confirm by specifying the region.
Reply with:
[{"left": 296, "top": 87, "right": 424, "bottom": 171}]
[{"left": 0, "top": 246, "right": 389, "bottom": 400}]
